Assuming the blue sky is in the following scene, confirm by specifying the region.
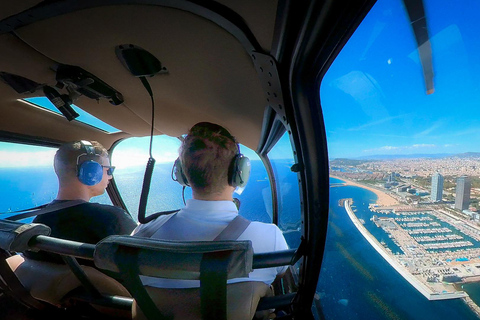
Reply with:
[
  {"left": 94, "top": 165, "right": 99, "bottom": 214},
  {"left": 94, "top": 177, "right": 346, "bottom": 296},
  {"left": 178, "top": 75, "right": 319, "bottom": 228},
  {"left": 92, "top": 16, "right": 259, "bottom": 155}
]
[
  {"left": 321, "top": 0, "right": 480, "bottom": 159},
  {"left": 25, "top": 97, "right": 120, "bottom": 133}
]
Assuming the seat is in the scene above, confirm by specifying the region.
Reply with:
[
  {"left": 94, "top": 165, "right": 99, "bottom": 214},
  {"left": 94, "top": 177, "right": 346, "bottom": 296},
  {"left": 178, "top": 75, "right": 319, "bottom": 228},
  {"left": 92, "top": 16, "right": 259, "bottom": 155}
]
[
  {"left": 0, "top": 219, "right": 133, "bottom": 318},
  {"left": 7, "top": 254, "right": 130, "bottom": 303},
  {"left": 132, "top": 282, "right": 272, "bottom": 320},
  {"left": 0, "top": 219, "right": 297, "bottom": 319},
  {"left": 94, "top": 235, "right": 267, "bottom": 320}
]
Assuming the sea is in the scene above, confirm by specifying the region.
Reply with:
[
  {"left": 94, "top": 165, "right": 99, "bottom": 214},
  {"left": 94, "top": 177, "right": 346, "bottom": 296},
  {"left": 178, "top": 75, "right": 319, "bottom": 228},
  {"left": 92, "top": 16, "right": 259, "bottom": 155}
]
[
  {"left": 318, "top": 177, "right": 480, "bottom": 319},
  {"left": 1, "top": 165, "right": 480, "bottom": 319}
]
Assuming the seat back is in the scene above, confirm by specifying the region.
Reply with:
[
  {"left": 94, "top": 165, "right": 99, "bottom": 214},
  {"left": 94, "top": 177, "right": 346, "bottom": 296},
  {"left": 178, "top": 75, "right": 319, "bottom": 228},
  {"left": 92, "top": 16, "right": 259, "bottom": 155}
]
[
  {"left": 0, "top": 219, "right": 133, "bottom": 317},
  {"left": 94, "top": 235, "right": 256, "bottom": 320},
  {"left": 132, "top": 282, "right": 271, "bottom": 320},
  {"left": 0, "top": 220, "right": 52, "bottom": 310},
  {"left": 7, "top": 254, "right": 130, "bottom": 305}
]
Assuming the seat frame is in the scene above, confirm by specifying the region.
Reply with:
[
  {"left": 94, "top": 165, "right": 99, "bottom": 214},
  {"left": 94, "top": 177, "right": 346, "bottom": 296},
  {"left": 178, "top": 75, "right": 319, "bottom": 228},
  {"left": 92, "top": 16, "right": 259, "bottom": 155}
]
[{"left": 0, "top": 219, "right": 299, "bottom": 319}]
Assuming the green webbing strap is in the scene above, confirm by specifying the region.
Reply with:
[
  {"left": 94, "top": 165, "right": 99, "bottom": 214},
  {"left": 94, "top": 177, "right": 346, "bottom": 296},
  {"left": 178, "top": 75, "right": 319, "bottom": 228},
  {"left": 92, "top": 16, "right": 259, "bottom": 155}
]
[
  {"left": 197, "top": 215, "right": 250, "bottom": 319},
  {"left": 200, "top": 250, "right": 231, "bottom": 320},
  {"left": 115, "top": 247, "right": 172, "bottom": 320}
]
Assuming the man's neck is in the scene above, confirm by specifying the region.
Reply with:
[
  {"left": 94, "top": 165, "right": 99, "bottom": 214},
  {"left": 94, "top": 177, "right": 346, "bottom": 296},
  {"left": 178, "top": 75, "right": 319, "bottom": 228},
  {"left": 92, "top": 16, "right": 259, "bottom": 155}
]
[
  {"left": 56, "top": 184, "right": 92, "bottom": 202},
  {"left": 192, "top": 186, "right": 234, "bottom": 201}
]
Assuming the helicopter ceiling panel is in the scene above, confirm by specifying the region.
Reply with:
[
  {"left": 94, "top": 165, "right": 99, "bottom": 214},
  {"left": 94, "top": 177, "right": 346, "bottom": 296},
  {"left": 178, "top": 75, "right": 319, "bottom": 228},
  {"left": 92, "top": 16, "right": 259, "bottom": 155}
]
[{"left": 7, "top": 4, "right": 271, "bottom": 149}]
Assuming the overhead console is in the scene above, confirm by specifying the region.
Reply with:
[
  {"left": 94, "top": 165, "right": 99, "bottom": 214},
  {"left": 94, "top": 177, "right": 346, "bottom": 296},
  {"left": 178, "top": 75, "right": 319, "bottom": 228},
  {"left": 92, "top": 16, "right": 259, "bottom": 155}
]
[{"left": 0, "top": 64, "right": 124, "bottom": 121}]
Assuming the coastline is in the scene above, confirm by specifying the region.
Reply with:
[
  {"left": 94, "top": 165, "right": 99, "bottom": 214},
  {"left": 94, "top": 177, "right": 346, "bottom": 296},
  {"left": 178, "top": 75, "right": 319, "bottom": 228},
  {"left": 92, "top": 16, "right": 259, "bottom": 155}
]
[
  {"left": 344, "top": 199, "right": 468, "bottom": 301},
  {"left": 330, "top": 174, "right": 399, "bottom": 207},
  {"left": 330, "top": 173, "right": 480, "bottom": 315}
]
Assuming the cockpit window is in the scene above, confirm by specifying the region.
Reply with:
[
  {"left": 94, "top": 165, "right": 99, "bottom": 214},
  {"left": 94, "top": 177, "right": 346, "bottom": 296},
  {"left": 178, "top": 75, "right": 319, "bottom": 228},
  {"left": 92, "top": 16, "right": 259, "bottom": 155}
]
[
  {"left": 0, "top": 142, "right": 57, "bottom": 217},
  {"left": 268, "top": 131, "right": 301, "bottom": 249},
  {"left": 111, "top": 135, "right": 183, "bottom": 218},
  {"left": 319, "top": 0, "right": 480, "bottom": 318},
  {"left": 22, "top": 97, "right": 120, "bottom": 133},
  {"left": 111, "top": 136, "right": 273, "bottom": 223},
  {"left": 0, "top": 141, "right": 112, "bottom": 221}
]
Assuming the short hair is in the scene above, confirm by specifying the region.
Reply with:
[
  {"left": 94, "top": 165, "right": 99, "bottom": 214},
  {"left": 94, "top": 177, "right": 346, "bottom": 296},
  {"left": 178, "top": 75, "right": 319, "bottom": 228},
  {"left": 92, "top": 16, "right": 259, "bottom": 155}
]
[
  {"left": 54, "top": 141, "right": 108, "bottom": 182},
  {"left": 180, "top": 122, "right": 238, "bottom": 195}
]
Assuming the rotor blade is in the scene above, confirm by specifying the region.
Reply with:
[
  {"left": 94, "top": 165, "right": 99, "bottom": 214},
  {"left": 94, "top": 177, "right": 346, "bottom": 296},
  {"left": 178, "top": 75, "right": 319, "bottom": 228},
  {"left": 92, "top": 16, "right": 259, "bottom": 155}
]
[{"left": 403, "top": 0, "right": 434, "bottom": 94}]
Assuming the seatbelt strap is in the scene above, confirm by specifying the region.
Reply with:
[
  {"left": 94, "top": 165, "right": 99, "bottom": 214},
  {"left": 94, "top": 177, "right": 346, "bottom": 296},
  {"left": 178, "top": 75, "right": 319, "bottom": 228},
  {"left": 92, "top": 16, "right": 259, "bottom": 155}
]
[
  {"left": 134, "top": 211, "right": 179, "bottom": 238},
  {"left": 6, "top": 200, "right": 87, "bottom": 221},
  {"left": 2, "top": 203, "right": 48, "bottom": 214},
  {"left": 200, "top": 215, "right": 251, "bottom": 320},
  {"left": 214, "top": 215, "right": 251, "bottom": 241}
]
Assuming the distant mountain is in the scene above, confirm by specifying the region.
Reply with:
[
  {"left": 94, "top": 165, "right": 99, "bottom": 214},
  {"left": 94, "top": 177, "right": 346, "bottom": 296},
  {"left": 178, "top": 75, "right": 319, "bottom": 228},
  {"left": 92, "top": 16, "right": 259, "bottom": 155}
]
[
  {"left": 345, "top": 153, "right": 455, "bottom": 160},
  {"left": 330, "top": 158, "right": 372, "bottom": 166},
  {"left": 451, "top": 152, "right": 480, "bottom": 158},
  {"left": 334, "top": 152, "right": 480, "bottom": 161}
]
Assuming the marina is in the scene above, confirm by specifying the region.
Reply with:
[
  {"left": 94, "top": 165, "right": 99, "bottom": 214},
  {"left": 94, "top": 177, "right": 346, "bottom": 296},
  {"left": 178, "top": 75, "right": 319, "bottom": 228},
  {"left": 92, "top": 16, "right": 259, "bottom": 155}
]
[
  {"left": 331, "top": 175, "right": 480, "bottom": 317},
  {"left": 344, "top": 199, "right": 468, "bottom": 300}
]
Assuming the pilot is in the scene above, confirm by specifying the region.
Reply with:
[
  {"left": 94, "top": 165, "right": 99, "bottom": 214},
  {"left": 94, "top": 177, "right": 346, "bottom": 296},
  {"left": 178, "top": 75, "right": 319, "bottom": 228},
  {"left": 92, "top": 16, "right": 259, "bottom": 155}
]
[
  {"left": 132, "top": 122, "right": 289, "bottom": 319},
  {"left": 24, "top": 140, "right": 137, "bottom": 264}
]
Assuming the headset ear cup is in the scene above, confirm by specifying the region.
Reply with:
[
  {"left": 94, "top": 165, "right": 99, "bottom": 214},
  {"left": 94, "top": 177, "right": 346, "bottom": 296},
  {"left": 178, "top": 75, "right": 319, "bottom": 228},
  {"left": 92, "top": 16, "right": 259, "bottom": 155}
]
[
  {"left": 230, "top": 155, "right": 251, "bottom": 188},
  {"left": 78, "top": 160, "right": 103, "bottom": 186},
  {"left": 173, "top": 158, "right": 189, "bottom": 186}
]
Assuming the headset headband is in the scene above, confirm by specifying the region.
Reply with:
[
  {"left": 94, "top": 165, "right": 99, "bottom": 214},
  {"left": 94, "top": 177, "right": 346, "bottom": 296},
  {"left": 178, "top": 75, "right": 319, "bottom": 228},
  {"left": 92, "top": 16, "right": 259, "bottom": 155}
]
[
  {"left": 76, "top": 140, "right": 99, "bottom": 165},
  {"left": 80, "top": 140, "right": 96, "bottom": 154}
]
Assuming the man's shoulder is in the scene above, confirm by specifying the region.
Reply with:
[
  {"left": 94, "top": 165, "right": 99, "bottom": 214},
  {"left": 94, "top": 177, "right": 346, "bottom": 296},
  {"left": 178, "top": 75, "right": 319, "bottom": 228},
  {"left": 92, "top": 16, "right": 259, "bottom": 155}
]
[
  {"left": 244, "top": 221, "right": 289, "bottom": 250},
  {"left": 248, "top": 220, "right": 282, "bottom": 231},
  {"left": 132, "top": 212, "right": 177, "bottom": 237}
]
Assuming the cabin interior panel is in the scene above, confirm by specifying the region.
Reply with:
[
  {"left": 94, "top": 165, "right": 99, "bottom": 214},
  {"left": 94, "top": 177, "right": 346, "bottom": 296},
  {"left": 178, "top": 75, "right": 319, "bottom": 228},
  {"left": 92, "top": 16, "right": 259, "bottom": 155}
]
[{"left": 10, "top": 4, "right": 270, "bottom": 149}]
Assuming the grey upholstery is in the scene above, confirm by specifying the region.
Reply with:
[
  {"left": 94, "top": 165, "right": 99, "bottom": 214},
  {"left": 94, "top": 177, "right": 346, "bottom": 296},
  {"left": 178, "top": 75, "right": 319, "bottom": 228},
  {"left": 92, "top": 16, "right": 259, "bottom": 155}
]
[
  {"left": 132, "top": 282, "right": 272, "bottom": 320},
  {"left": 94, "top": 235, "right": 266, "bottom": 320}
]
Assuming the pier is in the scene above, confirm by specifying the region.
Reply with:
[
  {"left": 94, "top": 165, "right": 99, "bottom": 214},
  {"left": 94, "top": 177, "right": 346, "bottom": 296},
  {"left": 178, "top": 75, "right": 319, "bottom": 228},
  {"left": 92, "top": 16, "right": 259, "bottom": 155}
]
[{"left": 344, "top": 200, "right": 468, "bottom": 301}]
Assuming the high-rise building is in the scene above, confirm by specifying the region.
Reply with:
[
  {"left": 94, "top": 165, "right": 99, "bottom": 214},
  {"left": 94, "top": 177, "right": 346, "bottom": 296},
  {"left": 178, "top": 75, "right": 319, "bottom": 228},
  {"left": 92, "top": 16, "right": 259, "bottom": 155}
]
[
  {"left": 455, "top": 176, "right": 471, "bottom": 211},
  {"left": 388, "top": 172, "right": 396, "bottom": 182},
  {"left": 431, "top": 172, "right": 444, "bottom": 202}
]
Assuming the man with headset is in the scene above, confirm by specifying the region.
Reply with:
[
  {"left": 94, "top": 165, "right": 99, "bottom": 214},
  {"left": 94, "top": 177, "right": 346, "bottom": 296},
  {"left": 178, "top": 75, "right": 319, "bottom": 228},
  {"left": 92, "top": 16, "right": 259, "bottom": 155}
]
[
  {"left": 132, "top": 122, "right": 288, "bottom": 319},
  {"left": 25, "top": 140, "right": 137, "bottom": 263}
]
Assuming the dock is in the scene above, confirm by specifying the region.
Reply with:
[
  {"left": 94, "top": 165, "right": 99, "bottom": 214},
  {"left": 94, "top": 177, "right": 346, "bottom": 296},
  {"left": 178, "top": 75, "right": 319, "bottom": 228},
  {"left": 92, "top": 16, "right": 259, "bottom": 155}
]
[{"left": 344, "top": 200, "right": 468, "bottom": 301}]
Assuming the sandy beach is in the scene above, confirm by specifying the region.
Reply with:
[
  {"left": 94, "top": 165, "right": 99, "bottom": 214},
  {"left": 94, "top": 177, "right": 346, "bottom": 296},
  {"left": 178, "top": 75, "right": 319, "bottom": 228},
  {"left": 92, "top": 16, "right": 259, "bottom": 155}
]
[{"left": 331, "top": 175, "right": 399, "bottom": 206}]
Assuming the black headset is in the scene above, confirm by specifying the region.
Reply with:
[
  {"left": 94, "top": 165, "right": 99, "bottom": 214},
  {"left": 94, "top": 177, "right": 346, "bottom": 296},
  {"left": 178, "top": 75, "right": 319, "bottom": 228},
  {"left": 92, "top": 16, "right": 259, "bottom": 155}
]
[
  {"left": 77, "top": 140, "right": 104, "bottom": 186},
  {"left": 172, "top": 133, "right": 251, "bottom": 189}
]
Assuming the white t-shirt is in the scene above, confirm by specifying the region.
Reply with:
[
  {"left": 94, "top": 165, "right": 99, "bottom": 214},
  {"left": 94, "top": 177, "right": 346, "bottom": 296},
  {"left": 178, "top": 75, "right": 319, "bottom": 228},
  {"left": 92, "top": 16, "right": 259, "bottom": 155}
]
[{"left": 132, "top": 199, "right": 289, "bottom": 288}]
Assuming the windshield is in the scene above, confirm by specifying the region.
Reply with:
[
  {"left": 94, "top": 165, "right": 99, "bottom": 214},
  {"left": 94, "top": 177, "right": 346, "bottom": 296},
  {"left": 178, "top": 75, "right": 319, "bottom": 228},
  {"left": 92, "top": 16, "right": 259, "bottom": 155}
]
[
  {"left": 111, "top": 135, "right": 273, "bottom": 223},
  {"left": 0, "top": 141, "right": 112, "bottom": 222},
  {"left": 319, "top": 0, "right": 480, "bottom": 319}
]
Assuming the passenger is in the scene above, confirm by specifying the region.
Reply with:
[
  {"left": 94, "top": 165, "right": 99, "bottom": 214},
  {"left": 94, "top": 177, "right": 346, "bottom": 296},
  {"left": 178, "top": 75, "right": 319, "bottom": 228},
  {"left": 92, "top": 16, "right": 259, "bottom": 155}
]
[
  {"left": 132, "top": 122, "right": 289, "bottom": 318},
  {"left": 24, "top": 140, "right": 137, "bottom": 264}
]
